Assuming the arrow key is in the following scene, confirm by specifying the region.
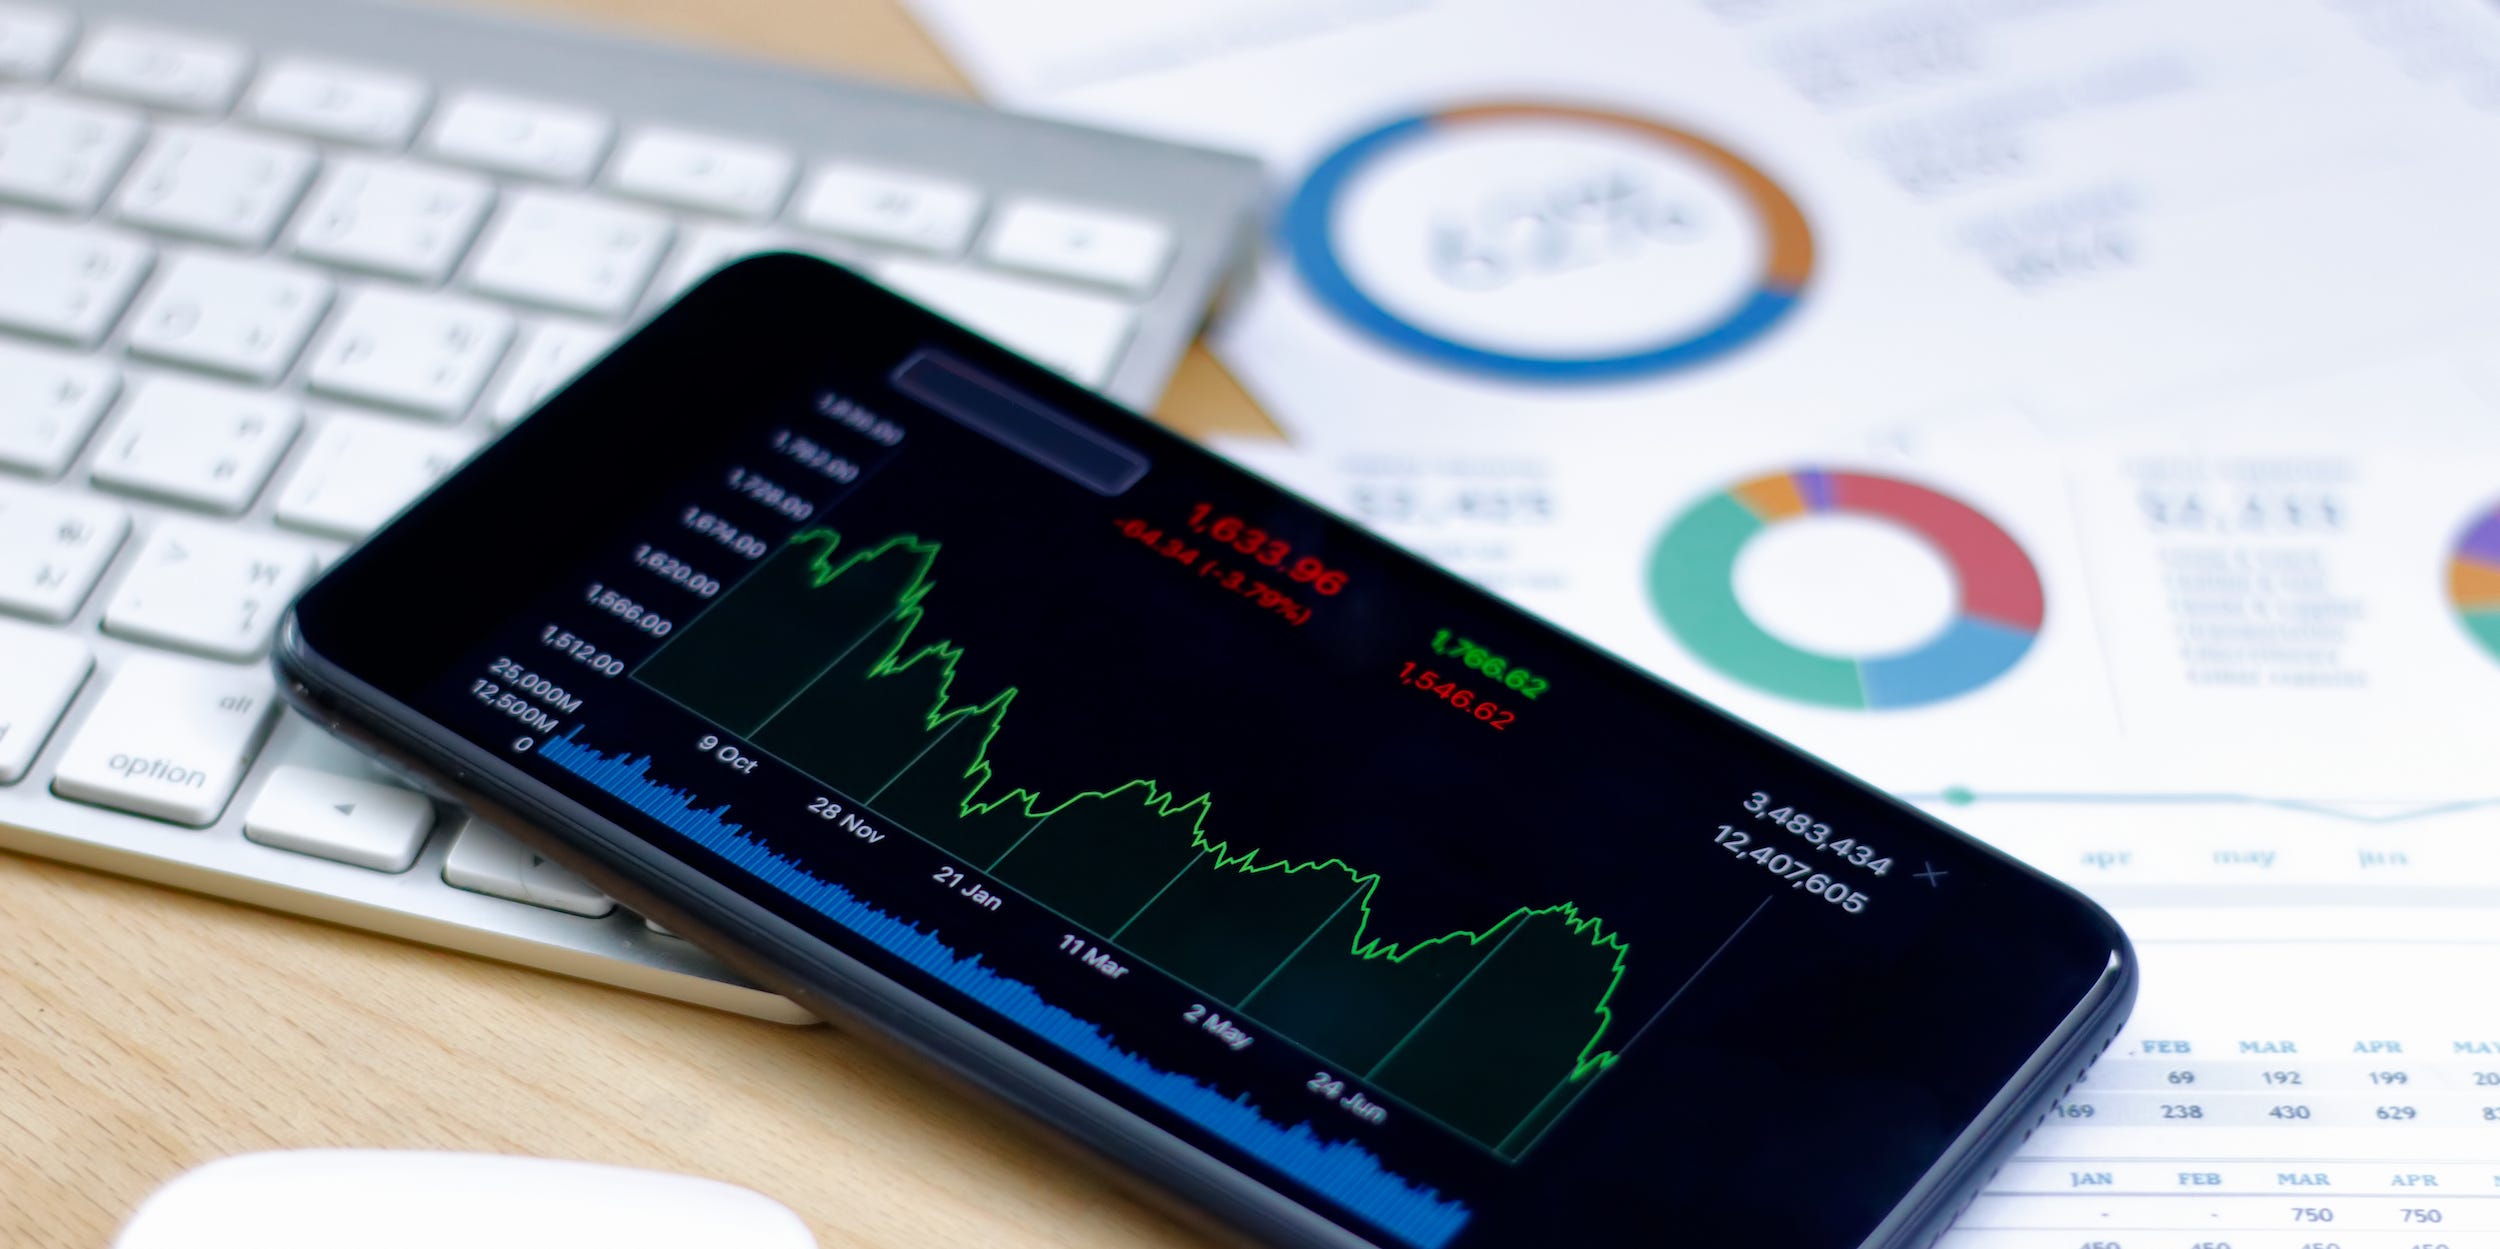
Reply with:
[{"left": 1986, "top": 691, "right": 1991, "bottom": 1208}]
[
  {"left": 442, "top": 816, "right": 615, "bottom": 918},
  {"left": 243, "top": 764, "right": 435, "bottom": 872}
]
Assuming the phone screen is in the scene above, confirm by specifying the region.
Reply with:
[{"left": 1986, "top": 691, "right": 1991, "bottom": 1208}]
[{"left": 299, "top": 259, "right": 2124, "bottom": 1249}]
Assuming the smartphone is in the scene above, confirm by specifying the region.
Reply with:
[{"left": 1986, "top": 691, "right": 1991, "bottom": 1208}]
[{"left": 277, "top": 255, "right": 2133, "bottom": 1249}]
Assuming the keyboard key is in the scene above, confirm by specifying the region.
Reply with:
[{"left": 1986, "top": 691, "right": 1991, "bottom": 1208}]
[
  {"left": 114, "top": 124, "right": 317, "bottom": 248},
  {"left": 243, "top": 765, "right": 434, "bottom": 872},
  {"left": 463, "top": 189, "right": 670, "bottom": 318},
  {"left": 102, "top": 521, "right": 313, "bottom": 660},
  {"left": 0, "top": 91, "right": 143, "bottom": 211},
  {"left": 874, "top": 259, "right": 1135, "bottom": 387},
  {"left": 125, "top": 252, "right": 332, "bottom": 383},
  {"left": 608, "top": 126, "right": 793, "bottom": 220},
  {"left": 69, "top": 24, "right": 249, "bottom": 114},
  {"left": 423, "top": 89, "right": 609, "bottom": 183},
  {"left": 443, "top": 817, "right": 615, "bottom": 918},
  {"left": 797, "top": 163, "right": 982, "bottom": 256},
  {"left": 50, "top": 652, "right": 277, "bottom": 826},
  {"left": 0, "top": 341, "right": 116, "bottom": 478},
  {"left": 0, "top": 217, "right": 151, "bottom": 346},
  {"left": 305, "top": 286, "right": 512, "bottom": 419},
  {"left": 290, "top": 156, "right": 494, "bottom": 283},
  {"left": 0, "top": 483, "right": 125, "bottom": 622},
  {"left": 0, "top": 4, "right": 72, "bottom": 80},
  {"left": 273, "top": 412, "right": 477, "bottom": 539},
  {"left": 90, "top": 375, "right": 299, "bottom": 514},
  {"left": 982, "top": 199, "right": 1173, "bottom": 295},
  {"left": 244, "top": 57, "right": 428, "bottom": 149},
  {"left": 486, "top": 318, "right": 614, "bottom": 427},
  {"left": 0, "top": 619, "right": 86, "bottom": 783}
]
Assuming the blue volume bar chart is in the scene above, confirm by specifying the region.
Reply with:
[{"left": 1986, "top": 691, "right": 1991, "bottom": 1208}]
[{"left": 537, "top": 729, "right": 1474, "bottom": 1249}]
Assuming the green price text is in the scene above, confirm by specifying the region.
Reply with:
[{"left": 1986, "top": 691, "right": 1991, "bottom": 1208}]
[{"left": 1430, "top": 629, "right": 1549, "bottom": 700}]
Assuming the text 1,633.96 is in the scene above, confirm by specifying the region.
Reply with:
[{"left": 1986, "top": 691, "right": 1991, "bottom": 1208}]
[{"left": 1184, "top": 504, "right": 1348, "bottom": 595}]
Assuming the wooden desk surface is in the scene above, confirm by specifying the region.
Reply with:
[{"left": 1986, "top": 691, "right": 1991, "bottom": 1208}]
[{"left": 0, "top": 1, "right": 1265, "bottom": 1243}]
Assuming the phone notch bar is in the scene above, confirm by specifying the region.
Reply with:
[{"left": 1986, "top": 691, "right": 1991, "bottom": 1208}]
[{"left": 890, "top": 349, "right": 1149, "bottom": 496}]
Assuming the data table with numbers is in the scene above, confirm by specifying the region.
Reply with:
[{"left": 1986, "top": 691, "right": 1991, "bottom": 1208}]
[{"left": 1949, "top": 929, "right": 2500, "bottom": 1248}]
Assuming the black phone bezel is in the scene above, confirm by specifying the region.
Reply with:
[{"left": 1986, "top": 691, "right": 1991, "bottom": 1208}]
[{"left": 277, "top": 254, "right": 2136, "bottom": 1249}]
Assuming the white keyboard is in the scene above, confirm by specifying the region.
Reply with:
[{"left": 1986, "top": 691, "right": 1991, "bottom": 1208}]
[{"left": 0, "top": 0, "right": 1262, "bottom": 1023}]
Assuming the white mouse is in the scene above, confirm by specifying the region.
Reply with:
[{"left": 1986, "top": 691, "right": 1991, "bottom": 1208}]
[{"left": 115, "top": 1150, "right": 820, "bottom": 1249}]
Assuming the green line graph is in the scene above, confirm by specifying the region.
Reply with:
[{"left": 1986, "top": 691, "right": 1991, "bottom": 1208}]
[{"left": 636, "top": 529, "right": 1634, "bottom": 1153}]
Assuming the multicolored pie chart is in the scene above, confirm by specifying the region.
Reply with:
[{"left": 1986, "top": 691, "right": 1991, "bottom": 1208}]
[
  {"left": 2448, "top": 502, "right": 2500, "bottom": 659},
  {"left": 1648, "top": 469, "right": 2045, "bottom": 711}
]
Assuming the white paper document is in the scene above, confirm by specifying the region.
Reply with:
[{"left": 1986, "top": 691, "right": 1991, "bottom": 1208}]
[
  {"left": 907, "top": 0, "right": 1428, "bottom": 102},
  {"left": 1964, "top": 933, "right": 2500, "bottom": 1248},
  {"left": 959, "top": 0, "right": 2500, "bottom": 448},
  {"left": 1227, "top": 422, "right": 2500, "bottom": 795},
  {"left": 921, "top": 0, "right": 2500, "bottom": 1233}
]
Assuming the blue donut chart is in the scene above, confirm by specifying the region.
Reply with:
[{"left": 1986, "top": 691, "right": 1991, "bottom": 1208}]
[{"left": 1281, "top": 103, "right": 1816, "bottom": 383}]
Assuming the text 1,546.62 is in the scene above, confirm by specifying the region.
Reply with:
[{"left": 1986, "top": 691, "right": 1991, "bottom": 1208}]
[{"left": 1396, "top": 662, "right": 1515, "bottom": 730}]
